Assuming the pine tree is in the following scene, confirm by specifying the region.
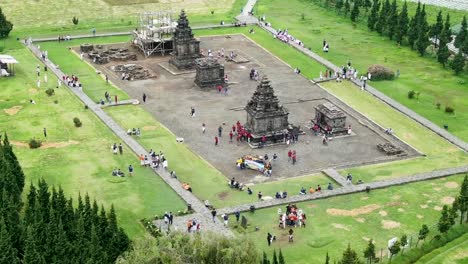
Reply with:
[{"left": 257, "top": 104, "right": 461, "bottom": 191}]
[
  {"left": 448, "top": 204, "right": 458, "bottom": 227},
  {"left": 23, "top": 227, "right": 45, "bottom": 264},
  {"left": 396, "top": 1, "right": 409, "bottom": 44},
  {"left": 441, "top": 14, "right": 452, "bottom": 43},
  {"left": 1, "top": 135, "right": 25, "bottom": 193},
  {"left": 400, "top": 235, "right": 408, "bottom": 255},
  {"left": 363, "top": 239, "right": 375, "bottom": 264},
  {"left": 0, "top": 217, "right": 20, "bottom": 264},
  {"left": 367, "top": 0, "right": 380, "bottom": 31},
  {"left": 388, "top": 240, "right": 401, "bottom": 262},
  {"left": 344, "top": 0, "right": 351, "bottom": 16},
  {"left": 454, "top": 16, "right": 467, "bottom": 48},
  {"left": 272, "top": 250, "right": 279, "bottom": 264},
  {"left": 363, "top": 0, "right": 372, "bottom": 12},
  {"left": 279, "top": 249, "right": 285, "bottom": 264},
  {"left": 417, "top": 224, "right": 429, "bottom": 247},
  {"left": 387, "top": 0, "right": 398, "bottom": 39},
  {"left": 451, "top": 51, "right": 466, "bottom": 75},
  {"left": 437, "top": 40, "right": 450, "bottom": 67},
  {"left": 339, "top": 244, "right": 363, "bottom": 264},
  {"left": 407, "top": 2, "right": 421, "bottom": 48},
  {"left": 336, "top": 0, "right": 344, "bottom": 13},
  {"left": 325, "top": 252, "right": 330, "bottom": 264},
  {"left": 0, "top": 7, "right": 13, "bottom": 38},
  {"left": 462, "top": 35, "right": 468, "bottom": 54},
  {"left": 262, "top": 252, "right": 270, "bottom": 264},
  {"left": 456, "top": 175, "right": 468, "bottom": 224},
  {"left": 415, "top": 5, "right": 429, "bottom": 56},
  {"left": 430, "top": 11, "right": 444, "bottom": 47},
  {"left": 350, "top": 0, "right": 360, "bottom": 22},
  {"left": 438, "top": 205, "right": 451, "bottom": 234},
  {"left": 376, "top": 0, "right": 389, "bottom": 34}
]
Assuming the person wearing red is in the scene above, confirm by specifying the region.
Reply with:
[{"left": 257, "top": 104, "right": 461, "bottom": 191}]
[
  {"left": 288, "top": 150, "right": 292, "bottom": 162},
  {"left": 215, "top": 136, "right": 219, "bottom": 146},
  {"left": 229, "top": 131, "right": 233, "bottom": 143},
  {"left": 232, "top": 125, "right": 236, "bottom": 132}
]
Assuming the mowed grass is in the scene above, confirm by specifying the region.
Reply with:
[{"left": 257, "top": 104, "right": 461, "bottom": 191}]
[
  {"left": 0, "top": 46, "right": 185, "bottom": 238},
  {"left": 106, "top": 105, "right": 336, "bottom": 208},
  {"left": 235, "top": 174, "right": 466, "bottom": 264},
  {"left": 414, "top": 233, "right": 468, "bottom": 264},
  {"left": 256, "top": 0, "right": 468, "bottom": 141},
  {"left": 321, "top": 81, "right": 468, "bottom": 183}
]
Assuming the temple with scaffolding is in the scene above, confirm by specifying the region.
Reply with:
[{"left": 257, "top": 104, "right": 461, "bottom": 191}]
[{"left": 133, "top": 10, "right": 177, "bottom": 57}]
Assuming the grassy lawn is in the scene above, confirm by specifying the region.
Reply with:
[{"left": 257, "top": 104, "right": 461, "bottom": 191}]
[
  {"left": 0, "top": 45, "right": 185, "bottom": 238},
  {"left": 414, "top": 233, "right": 468, "bottom": 264},
  {"left": 235, "top": 174, "right": 467, "bottom": 264},
  {"left": 256, "top": 0, "right": 468, "bottom": 141},
  {"left": 2, "top": 0, "right": 243, "bottom": 36},
  {"left": 321, "top": 81, "right": 468, "bottom": 183},
  {"left": 106, "top": 105, "right": 336, "bottom": 208}
]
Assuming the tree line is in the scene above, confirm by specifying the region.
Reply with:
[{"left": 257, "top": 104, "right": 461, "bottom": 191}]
[
  {"left": 0, "top": 134, "right": 130, "bottom": 264},
  {"left": 332, "top": 0, "right": 467, "bottom": 75}
]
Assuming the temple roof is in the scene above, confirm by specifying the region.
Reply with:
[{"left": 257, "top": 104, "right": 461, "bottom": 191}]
[{"left": 246, "top": 76, "right": 288, "bottom": 116}]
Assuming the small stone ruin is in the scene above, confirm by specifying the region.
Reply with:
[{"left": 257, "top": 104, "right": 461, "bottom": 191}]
[
  {"left": 80, "top": 43, "right": 94, "bottom": 53},
  {"left": 377, "top": 143, "right": 406, "bottom": 156},
  {"left": 314, "top": 102, "right": 348, "bottom": 135},
  {"left": 110, "top": 64, "right": 155, "bottom": 81},
  {"left": 87, "top": 47, "right": 137, "bottom": 65},
  {"left": 194, "top": 57, "right": 225, "bottom": 88}
]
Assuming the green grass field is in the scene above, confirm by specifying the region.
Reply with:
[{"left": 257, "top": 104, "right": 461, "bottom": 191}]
[
  {"left": 236, "top": 174, "right": 467, "bottom": 264},
  {"left": 0, "top": 44, "right": 185, "bottom": 238},
  {"left": 414, "top": 233, "right": 468, "bottom": 264},
  {"left": 256, "top": 0, "right": 468, "bottom": 141}
]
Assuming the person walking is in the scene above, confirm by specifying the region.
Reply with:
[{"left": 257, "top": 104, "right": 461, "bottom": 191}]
[
  {"left": 202, "top": 123, "right": 206, "bottom": 134},
  {"left": 211, "top": 208, "right": 217, "bottom": 222},
  {"left": 43, "top": 128, "right": 47, "bottom": 138},
  {"left": 235, "top": 211, "right": 240, "bottom": 222},
  {"left": 105, "top": 75, "right": 109, "bottom": 84},
  {"left": 118, "top": 143, "right": 123, "bottom": 155},
  {"left": 191, "top": 107, "right": 196, "bottom": 118},
  {"left": 218, "top": 125, "right": 223, "bottom": 137},
  {"left": 128, "top": 165, "right": 134, "bottom": 176},
  {"left": 214, "top": 136, "right": 219, "bottom": 146},
  {"left": 168, "top": 212, "right": 173, "bottom": 225},
  {"left": 142, "top": 93, "right": 147, "bottom": 103},
  {"left": 229, "top": 131, "right": 233, "bottom": 143},
  {"left": 267, "top": 233, "right": 272, "bottom": 246}
]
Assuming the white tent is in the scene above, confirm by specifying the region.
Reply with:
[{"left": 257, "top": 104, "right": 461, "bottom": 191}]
[{"left": 0, "top": 54, "right": 19, "bottom": 76}]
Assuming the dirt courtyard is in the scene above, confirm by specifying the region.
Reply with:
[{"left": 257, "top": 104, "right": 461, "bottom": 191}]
[{"left": 91, "top": 34, "right": 418, "bottom": 184}]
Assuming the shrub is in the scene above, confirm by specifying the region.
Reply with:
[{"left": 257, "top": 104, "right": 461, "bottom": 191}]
[
  {"left": 408, "top": 90, "right": 415, "bottom": 99},
  {"left": 54, "top": 100, "right": 58, "bottom": 104},
  {"left": 73, "top": 117, "right": 82, "bottom": 127},
  {"left": 45, "top": 88, "right": 55, "bottom": 96},
  {"left": 445, "top": 106, "right": 455, "bottom": 114},
  {"left": 28, "top": 138, "right": 42, "bottom": 149},
  {"left": 436, "top": 102, "right": 441, "bottom": 109},
  {"left": 72, "top": 16, "right": 79, "bottom": 25},
  {"left": 367, "top": 64, "right": 395, "bottom": 81}
]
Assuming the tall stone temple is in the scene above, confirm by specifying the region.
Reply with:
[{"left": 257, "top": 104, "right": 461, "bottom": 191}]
[
  {"left": 169, "top": 10, "right": 201, "bottom": 69},
  {"left": 245, "top": 76, "right": 289, "bottom": 147}
]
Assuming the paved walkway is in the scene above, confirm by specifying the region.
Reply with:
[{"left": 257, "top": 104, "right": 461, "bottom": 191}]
[
  {"left": 323, "top": 168, "right": 349, "bottom": 186},
  {"left": 251, "top": 22, "right": 468, "bottom": 152},
  {"left": 218, "top": 165, "right": 468, "bottom": 215},
  {"left": 25, "top": 42, "right": 232, "bottom": 235},
  {"left": 235, "top": 0, "right": 260, "bottom": 24},
  {"left": 407, "top": 0, "right": 468, "bottom": 11}
]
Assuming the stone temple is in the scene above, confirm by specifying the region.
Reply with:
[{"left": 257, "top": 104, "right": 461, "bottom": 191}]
[
  {"left": 245, "top": 76, "right": 289, "bottom": 147},
  {"left": 194, "top": 57, "right": 225, "bottom": 88},
  {"left": 314, "top": 102, "right": 348, "bottom": 135},
  {"left": 169, "top": 10, "right": 201, "bottom": 69}
]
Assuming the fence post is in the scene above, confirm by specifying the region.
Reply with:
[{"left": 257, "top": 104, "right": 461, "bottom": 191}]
[{"left": 380, "top": 248, "right": 383, "bottom": 263}]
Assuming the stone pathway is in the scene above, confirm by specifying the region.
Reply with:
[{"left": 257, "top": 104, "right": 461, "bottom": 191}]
[
  {"left": 323, "top": 168, "right": 349, "bottom": 186},
  {"left": 100, "top": 99, "right": 139, "bottom": 108},
  {"left": 25, "top": 42, "right": 232, "bottom": 235},
  {"left": 251, "top": 22, "right": 468, "bottom": 152},
  {"left": 218, "top": 165, "right": 468, "bottom": 215},
  {"left": 407, "top": 0, "right": 468, "bottom": 11},
  {"left": 235, "top": 0, "right": 260, "bottom": 25}
]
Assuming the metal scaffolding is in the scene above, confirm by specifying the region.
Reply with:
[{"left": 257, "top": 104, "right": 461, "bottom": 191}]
[{"left": 132, "top": 11, "right": 177, "bottom": 57}]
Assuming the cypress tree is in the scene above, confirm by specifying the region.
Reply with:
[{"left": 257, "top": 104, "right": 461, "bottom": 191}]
[
  {"left": 272, "top": 250, "right": 279, "bottom": 264},
  {"left": 350, "top": 0, "right": 360, "bottom": 22},
  {"left": 279, "top": 249, "right": 285, "bottom": 264},
  {"left": 415, "top": 4, "right": 429, "bottom": 56},
  {"left": 336, "top": 0, "right": 344, "bottom": 13},
  {"left": 437, "top": 40, "right": 450, "bottom": 67},
  {"left": 431, "top": 11, "right": 444, "bottom": 46},
  {"left": 454, "top": 16, "right": 467, "bottom": 48},
  {"left": 1, "top": 135, "right": 25, "bottom": 193},
  {"left": 456, "top": 175, "right": 468, "bottom": 224},
  {"left": 367, "top": 0, "right": 380, "bottom": 31},
  {"left": 376, "top": 0, "right": 389, "bottom": 34},
  {"left": 23, "top": 226, "right": 46, "bottom": 264},
  {"left": 396, "top": 1, "right": 409, "bottom": 44},
  {"left": 438, "top": 205, "right": 451, "bottom": 234},
  {"left": 37, "top": 180, "right": 50, "bottom": 223},
  {"left": 440, "top": 14, "right": 452, "bottom": 44},
  {"left": 344, "top": 0, "right": 351, "bottom": 16},
  {"left": 0, "top": 7, "right": 13, "bottom": 38},
  {"left": 363, "top": 0, "right": 372, "bottom": 12},
  {"left": 462, "top": 35, "right": 468, "bottom": 54},
  {"left": 451, "top": 51, "right": 466, "bottom": 75},
  {"left": 387, "top": 0, "right": 398, "bottom": 39},
  {"left": 262, "top": 252, "right": 270, "bottom": 264},
  {"left": 407, "top": 2, "right": 421, "bottom": 48},
  {"left": 0, "top": 217, "right": 20, "bottom": 264},
  {"left": 339, "top": 244, "right": 362, "bottom": 264}
]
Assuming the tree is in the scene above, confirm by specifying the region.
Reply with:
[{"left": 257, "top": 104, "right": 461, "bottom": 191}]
[
  {"left": 462, "top": 35, "right": 468, "bottom": 55},
  {"left": 344, "top": 0, "right": 351, "bottom": 16},
  {"left": 376, "top": 0, "right": 390, "bottom": 34},
  {"left": 457, "top": 175, "right": 468, "bottom": 224},
  {"left": 430, "top": 11, "right": 444, "bottom": 47},
  {"left": 279, "top": 249, "right": 285, "bottom": 264},
  {"left": 388, "top": 240, "right": 401, "bottom": 262},
  {"left": 0, "top": 7, "right": 13, "bottom": 38},
  {"left": 451, "top": 51, "right": 466, "bottom": 75},
  {"left": 416, "top": 224, "right": 429, "bottom": 247},
  {"left": 367, "top": 0, "right": 380, "bottom": 31},
  {"left": 438, "top": 205, "right": 451, "bottom": 234},
  {"left": 400, "top": 235, "right": 408, "bottom": 255},
  {"left": 407, "top": 2, "right": 421, "bottom": 48},
  {"left": 325, "top": 252, "right": 330, "bottom": 264},
  {"left": 437, "top": 40, "right": 450, "bottom": 67},
  {"left": 386, "top": 0, "right": 398, "bottom": 39},
  {"left": 0, "top": 217, "right": 20, "bottom": 264},
  {"left": 449, "top": 204, "right": 458, "bottom": 227},
  {"left": 272, "top": 250, "right": 279, "bottom": 264},
  {"left": 336, "top": 0, "right": 344, "bottom": 13},
  {"left": 339, "top": 244, "right": 363, "bottom": 264},
  {"left": 262, "top": 252, "right": 270, "bottom": 264},
  {"left": 396, "top": 1, "right": 409, "bottom": 44},
  {"left": 441, "top": 14, "right": 452, "bottom": 44},
  {"left": 72, "top": 16, "right": 79, "bottom": 25},
  {"left": 350, "top": 0, "right": 360, "bottom": 22},
  {"left": 363, "top": 239, "right": 375, "bottom": 264},
  {"left": 363, "top": 0, "right": 372, "bottom": 12},
  {"left": 454, "top": 16, "right": 467, "bottom": 48},
  {"left": 415, "top": 4, "right": 429, "bottom": 56}
]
